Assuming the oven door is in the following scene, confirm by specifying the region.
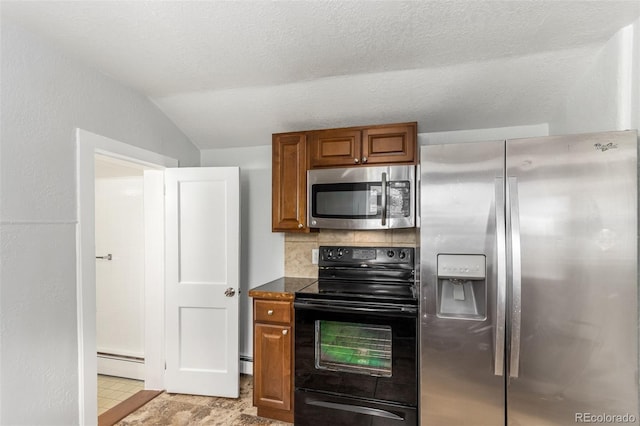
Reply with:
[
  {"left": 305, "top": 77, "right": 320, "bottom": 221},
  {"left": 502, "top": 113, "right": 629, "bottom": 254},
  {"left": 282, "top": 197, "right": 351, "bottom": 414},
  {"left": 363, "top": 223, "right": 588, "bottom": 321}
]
[
  {"left": 294, "top": 299, "right": 418, "bottom": 425},
  {"left": 307, "top": 165, "right": 415, "bottom": 230}
]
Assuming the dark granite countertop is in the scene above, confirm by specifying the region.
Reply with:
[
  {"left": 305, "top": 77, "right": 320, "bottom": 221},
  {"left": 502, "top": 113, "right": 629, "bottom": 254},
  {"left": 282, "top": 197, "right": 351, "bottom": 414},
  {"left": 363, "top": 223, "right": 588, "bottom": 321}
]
[{"left": 248, "top": 277, "right": 317, "bottom": 301}]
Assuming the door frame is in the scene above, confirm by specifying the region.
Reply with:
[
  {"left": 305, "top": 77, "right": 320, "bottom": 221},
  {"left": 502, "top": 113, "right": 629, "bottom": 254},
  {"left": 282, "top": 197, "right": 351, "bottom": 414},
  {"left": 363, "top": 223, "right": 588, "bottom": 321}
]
[{"left": 76, "top": 128, "right": 178, "bottom": 424}]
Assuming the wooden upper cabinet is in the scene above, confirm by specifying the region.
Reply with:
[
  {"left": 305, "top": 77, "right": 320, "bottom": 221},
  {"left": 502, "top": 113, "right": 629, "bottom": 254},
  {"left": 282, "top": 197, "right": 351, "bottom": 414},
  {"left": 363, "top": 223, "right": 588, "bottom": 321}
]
[
  {"left": 309, "top": 122, "right": 417, "bottom": 168},
  {"left": 309, "top": 129, "right": 362, "bottom": 168},
  {"left": 362, "top": 123, "right": 416, "bottom": 165},
  {"left": 272, "top": 133, "right": 308, "bottom": 232}
]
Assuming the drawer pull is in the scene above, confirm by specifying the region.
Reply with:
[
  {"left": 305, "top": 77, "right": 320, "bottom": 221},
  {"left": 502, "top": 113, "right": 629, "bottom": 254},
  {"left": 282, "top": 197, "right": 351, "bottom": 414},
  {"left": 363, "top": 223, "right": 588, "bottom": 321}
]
[
  {"left": 282, "top": 329, "right": 288, "bottom": 335},
  {"left": 267, "top": 309, "right": 274, "bottom": 316}
]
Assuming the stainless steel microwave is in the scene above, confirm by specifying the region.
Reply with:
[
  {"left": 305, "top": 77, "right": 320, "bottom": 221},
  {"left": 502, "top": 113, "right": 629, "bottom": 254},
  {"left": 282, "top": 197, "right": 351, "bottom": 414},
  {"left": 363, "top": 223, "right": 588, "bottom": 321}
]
[{"left": 307, "top": 165, "right": 415, "bottom": 230}]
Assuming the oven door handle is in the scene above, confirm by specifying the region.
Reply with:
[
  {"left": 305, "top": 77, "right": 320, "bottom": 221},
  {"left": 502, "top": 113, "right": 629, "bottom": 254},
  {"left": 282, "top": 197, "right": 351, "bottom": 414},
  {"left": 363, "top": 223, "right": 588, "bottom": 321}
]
[
  {"left": 306, "top": 399, "right": 404, "bottom": 421},
  {"left": 294, "top": 300, "right": 418, "bottom": 316}
]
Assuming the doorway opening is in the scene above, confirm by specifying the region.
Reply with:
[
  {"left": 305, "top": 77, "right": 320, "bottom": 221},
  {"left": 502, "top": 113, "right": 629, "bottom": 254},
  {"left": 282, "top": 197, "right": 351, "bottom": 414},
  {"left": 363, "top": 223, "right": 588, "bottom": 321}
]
[
  {"left": 76, "top": 129, "right": 177, "bottom": 424},
  {"left": 94, "top": 155, "right": 147, "bottom": 414}
]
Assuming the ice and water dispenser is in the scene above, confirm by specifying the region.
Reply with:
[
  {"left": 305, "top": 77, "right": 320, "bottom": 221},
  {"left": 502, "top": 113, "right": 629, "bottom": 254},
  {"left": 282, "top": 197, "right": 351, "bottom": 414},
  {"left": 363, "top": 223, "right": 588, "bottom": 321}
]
[{"left": 437, "top": 254, "right": 486, "bottom": 320}]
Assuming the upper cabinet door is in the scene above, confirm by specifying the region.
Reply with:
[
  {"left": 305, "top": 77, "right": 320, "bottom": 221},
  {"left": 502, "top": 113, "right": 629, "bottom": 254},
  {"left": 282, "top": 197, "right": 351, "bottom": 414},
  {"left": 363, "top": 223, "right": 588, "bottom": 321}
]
[
  {"left": 362, "top": 123, "right": 416, "bottom": 165},
  {"left": 309, "top": 129, "right": 362, "bottom": 168},
  {"left": 272, "top": 133, "right": 308, "bottom": 232}
]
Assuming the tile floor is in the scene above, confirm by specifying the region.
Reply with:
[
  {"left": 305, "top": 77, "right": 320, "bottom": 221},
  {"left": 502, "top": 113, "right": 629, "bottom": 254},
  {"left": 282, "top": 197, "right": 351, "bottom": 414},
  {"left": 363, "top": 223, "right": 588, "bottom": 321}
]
[{"left": 98, "top": 375, "right": 144, "bottom": 415}]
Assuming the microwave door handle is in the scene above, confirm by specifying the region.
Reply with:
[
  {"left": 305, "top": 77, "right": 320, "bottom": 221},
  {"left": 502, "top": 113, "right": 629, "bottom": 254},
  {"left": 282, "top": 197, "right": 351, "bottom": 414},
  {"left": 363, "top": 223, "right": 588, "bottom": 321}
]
[{"left": 381, "top": 172, "right": 387, "bottom": 226}]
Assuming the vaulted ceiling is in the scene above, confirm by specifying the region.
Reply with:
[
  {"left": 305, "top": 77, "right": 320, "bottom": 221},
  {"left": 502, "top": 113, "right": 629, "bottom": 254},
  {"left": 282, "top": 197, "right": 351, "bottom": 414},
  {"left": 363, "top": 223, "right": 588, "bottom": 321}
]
[{"left": 3, "top": 1, "right": 639, "bottom": 149}]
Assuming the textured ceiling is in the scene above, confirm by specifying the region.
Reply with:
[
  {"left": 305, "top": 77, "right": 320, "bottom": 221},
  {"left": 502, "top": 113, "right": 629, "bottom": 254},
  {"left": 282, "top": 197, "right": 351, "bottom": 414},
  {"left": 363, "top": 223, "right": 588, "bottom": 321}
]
[{"left": 3, "top": 1, "right": 640, "bottom": 149}]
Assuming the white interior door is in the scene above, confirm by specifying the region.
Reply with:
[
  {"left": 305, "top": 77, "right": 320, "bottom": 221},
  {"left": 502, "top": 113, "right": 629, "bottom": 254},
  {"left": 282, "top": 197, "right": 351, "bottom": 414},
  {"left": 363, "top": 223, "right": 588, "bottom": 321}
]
[{"left": 164, "top": 167, "right": 240, "bottom": 397}]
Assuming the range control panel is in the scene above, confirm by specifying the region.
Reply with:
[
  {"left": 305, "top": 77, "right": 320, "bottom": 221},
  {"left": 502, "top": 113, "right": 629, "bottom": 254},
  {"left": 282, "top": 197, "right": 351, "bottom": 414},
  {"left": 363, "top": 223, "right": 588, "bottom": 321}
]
[{"left": 319, "top": 246, "right": 414, "bottom": 266}]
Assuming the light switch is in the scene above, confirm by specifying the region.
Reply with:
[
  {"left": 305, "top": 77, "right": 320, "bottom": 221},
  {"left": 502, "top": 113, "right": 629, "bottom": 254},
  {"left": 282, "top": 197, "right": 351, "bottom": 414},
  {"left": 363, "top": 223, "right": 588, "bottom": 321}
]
[{"left": 311, "top": 249, "right": 319, "bottom": 264}]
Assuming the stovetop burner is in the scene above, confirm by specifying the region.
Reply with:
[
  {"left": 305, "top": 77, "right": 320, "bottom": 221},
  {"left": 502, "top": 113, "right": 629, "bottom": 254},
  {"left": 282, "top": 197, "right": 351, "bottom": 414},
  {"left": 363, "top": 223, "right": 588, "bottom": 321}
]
[
  {"left": 296, "top": 280, "right": 417, "bottom": 303},
  {"left": 296, "top": 246, "right": 417, "bottom": 305}
]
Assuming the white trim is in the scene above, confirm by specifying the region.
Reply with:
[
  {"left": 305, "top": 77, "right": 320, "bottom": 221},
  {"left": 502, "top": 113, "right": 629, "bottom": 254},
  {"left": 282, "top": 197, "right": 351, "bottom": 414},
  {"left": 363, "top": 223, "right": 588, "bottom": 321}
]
[
  {"left": 76, "top": 140, "right": 94, "bottom": 425},
  {"left": 143, "top": 170, "right": 166, "bottom": 390},
  {"left": 97, "top": 356, "right": 145, "bottom": 381},
  {"left": 240, "top": 360, "right": 253, "bottom": 375},
  {"left": 76, "top": 128, "right": 176, "bottom": 425},
  {"left": 80, "top": 128, "right": 178, "bottom": 169}
]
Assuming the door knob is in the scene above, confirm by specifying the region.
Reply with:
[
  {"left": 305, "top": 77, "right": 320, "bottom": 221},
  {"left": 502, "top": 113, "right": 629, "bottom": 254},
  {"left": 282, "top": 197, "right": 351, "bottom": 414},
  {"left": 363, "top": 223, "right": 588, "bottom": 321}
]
[
  {"left": 362, "top": 156, "right": 368, "bottom": 163},
  {"left": 282, "top": 329, "right": 288, "bottom": 335},
  {"left": 224, "top": 288, "right": 236, "bottom": 297},
  {"left": 298, "top": 223, "right": 304, "bottom": 229}
]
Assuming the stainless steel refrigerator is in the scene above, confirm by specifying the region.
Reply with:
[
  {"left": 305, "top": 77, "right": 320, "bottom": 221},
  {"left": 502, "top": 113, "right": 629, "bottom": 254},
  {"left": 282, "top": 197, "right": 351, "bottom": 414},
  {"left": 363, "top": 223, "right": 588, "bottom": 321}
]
[{"left": 419, "top": 130, "right": 638, "bottom": 425}]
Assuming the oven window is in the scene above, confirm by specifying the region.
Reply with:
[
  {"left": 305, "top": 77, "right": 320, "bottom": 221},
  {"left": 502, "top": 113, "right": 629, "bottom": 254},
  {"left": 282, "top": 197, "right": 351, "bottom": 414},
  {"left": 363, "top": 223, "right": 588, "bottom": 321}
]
[{"left": 315, "top": 320, "right": 392, "bottom": 377}]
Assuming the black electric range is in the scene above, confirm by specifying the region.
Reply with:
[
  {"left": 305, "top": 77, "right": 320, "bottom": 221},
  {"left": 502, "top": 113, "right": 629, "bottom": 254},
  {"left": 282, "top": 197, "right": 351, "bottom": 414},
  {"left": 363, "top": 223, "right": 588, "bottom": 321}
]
[{"left": 294, "top": 246, "right": 419, "bottom": 426}]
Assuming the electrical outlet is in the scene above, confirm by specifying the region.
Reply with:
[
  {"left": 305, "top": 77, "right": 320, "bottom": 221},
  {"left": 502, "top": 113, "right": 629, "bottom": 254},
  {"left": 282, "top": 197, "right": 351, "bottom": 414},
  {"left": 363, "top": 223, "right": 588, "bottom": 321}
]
[{"left": 311, "top": 249, "right": 319, "bottom": 264}]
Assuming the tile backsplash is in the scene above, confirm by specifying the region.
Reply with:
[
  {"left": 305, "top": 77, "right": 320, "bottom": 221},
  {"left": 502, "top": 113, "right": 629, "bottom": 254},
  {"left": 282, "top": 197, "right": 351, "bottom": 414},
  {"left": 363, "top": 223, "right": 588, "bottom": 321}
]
[{"left": 285, "top": 228, "right": 417, "bottom": 278}]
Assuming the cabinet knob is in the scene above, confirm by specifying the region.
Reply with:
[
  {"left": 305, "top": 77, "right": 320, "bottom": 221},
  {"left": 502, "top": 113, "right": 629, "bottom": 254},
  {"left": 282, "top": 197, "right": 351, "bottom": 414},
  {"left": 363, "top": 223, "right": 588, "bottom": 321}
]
[
  {"left": 354, "top": 158, "right": 359, "bottom": 164},
  {"left": 297, "top": 223, "right": 304, "bottom": 229},
  {"left": 362, "top": 156, "right": 368, "bottom": 163},
  {"left": 282, "top": 329, "right": 288, "bottom": 335},
  {"left": 267, "top": 309, "right": 274, "bottom": 315}
]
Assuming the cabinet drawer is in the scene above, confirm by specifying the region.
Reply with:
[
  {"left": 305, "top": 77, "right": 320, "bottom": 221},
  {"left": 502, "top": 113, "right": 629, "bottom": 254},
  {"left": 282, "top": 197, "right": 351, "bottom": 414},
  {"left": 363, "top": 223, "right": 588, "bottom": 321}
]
[{"left": 254, "top": 300, "right": 292, "bottom": 323}]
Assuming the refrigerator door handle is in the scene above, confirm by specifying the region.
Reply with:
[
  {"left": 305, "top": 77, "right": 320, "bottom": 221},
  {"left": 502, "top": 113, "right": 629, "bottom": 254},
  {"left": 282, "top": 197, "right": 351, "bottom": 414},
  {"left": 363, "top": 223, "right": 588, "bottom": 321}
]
[
  {"left": 494, "top": 177, "right": 506, "bottom": 376},
  {"left": 508, "top": 177, "right": 523, "bottom": 378}
]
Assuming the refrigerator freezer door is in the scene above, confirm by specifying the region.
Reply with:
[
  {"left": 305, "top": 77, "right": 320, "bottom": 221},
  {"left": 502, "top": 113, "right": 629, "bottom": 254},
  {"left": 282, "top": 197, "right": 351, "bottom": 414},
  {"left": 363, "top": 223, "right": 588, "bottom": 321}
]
[
  {"left": 506, "top": 131, "right": 638, "bottom": 425},
  {"left": 420, "top": 141, "right": 506, "bottom": 425}
]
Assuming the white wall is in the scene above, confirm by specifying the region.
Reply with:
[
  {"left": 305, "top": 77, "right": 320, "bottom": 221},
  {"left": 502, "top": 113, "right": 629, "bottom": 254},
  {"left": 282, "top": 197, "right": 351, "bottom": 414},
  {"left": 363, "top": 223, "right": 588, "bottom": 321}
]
[
  {"left": 0, "top": 20, "right": 200, "bottom": 425},
  {"left": 95, "top": 176, "right": 145, "bottom": 360},
  {"left": 550, "top": 18, "right": 640, "bottom": 134},
  {"left": 201, "top": 145, "right": 285, "bottom": 364}
]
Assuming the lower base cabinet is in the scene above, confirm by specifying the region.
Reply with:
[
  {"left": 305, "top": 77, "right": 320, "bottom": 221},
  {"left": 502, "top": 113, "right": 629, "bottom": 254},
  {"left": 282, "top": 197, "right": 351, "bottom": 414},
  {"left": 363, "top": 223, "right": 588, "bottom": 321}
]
[{"left": 252, "top": 299, "right": 294, "bottom": 423}]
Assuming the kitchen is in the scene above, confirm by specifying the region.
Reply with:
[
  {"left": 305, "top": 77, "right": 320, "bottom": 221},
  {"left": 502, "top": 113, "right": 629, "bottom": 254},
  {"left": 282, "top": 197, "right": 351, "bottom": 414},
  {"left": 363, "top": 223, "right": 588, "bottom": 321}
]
[
  {"left": 1, "top": 2, "right": 639, "bottom": 425},
  {"left": 248, "top": 124, "right": 637, "bottom": 425}
]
